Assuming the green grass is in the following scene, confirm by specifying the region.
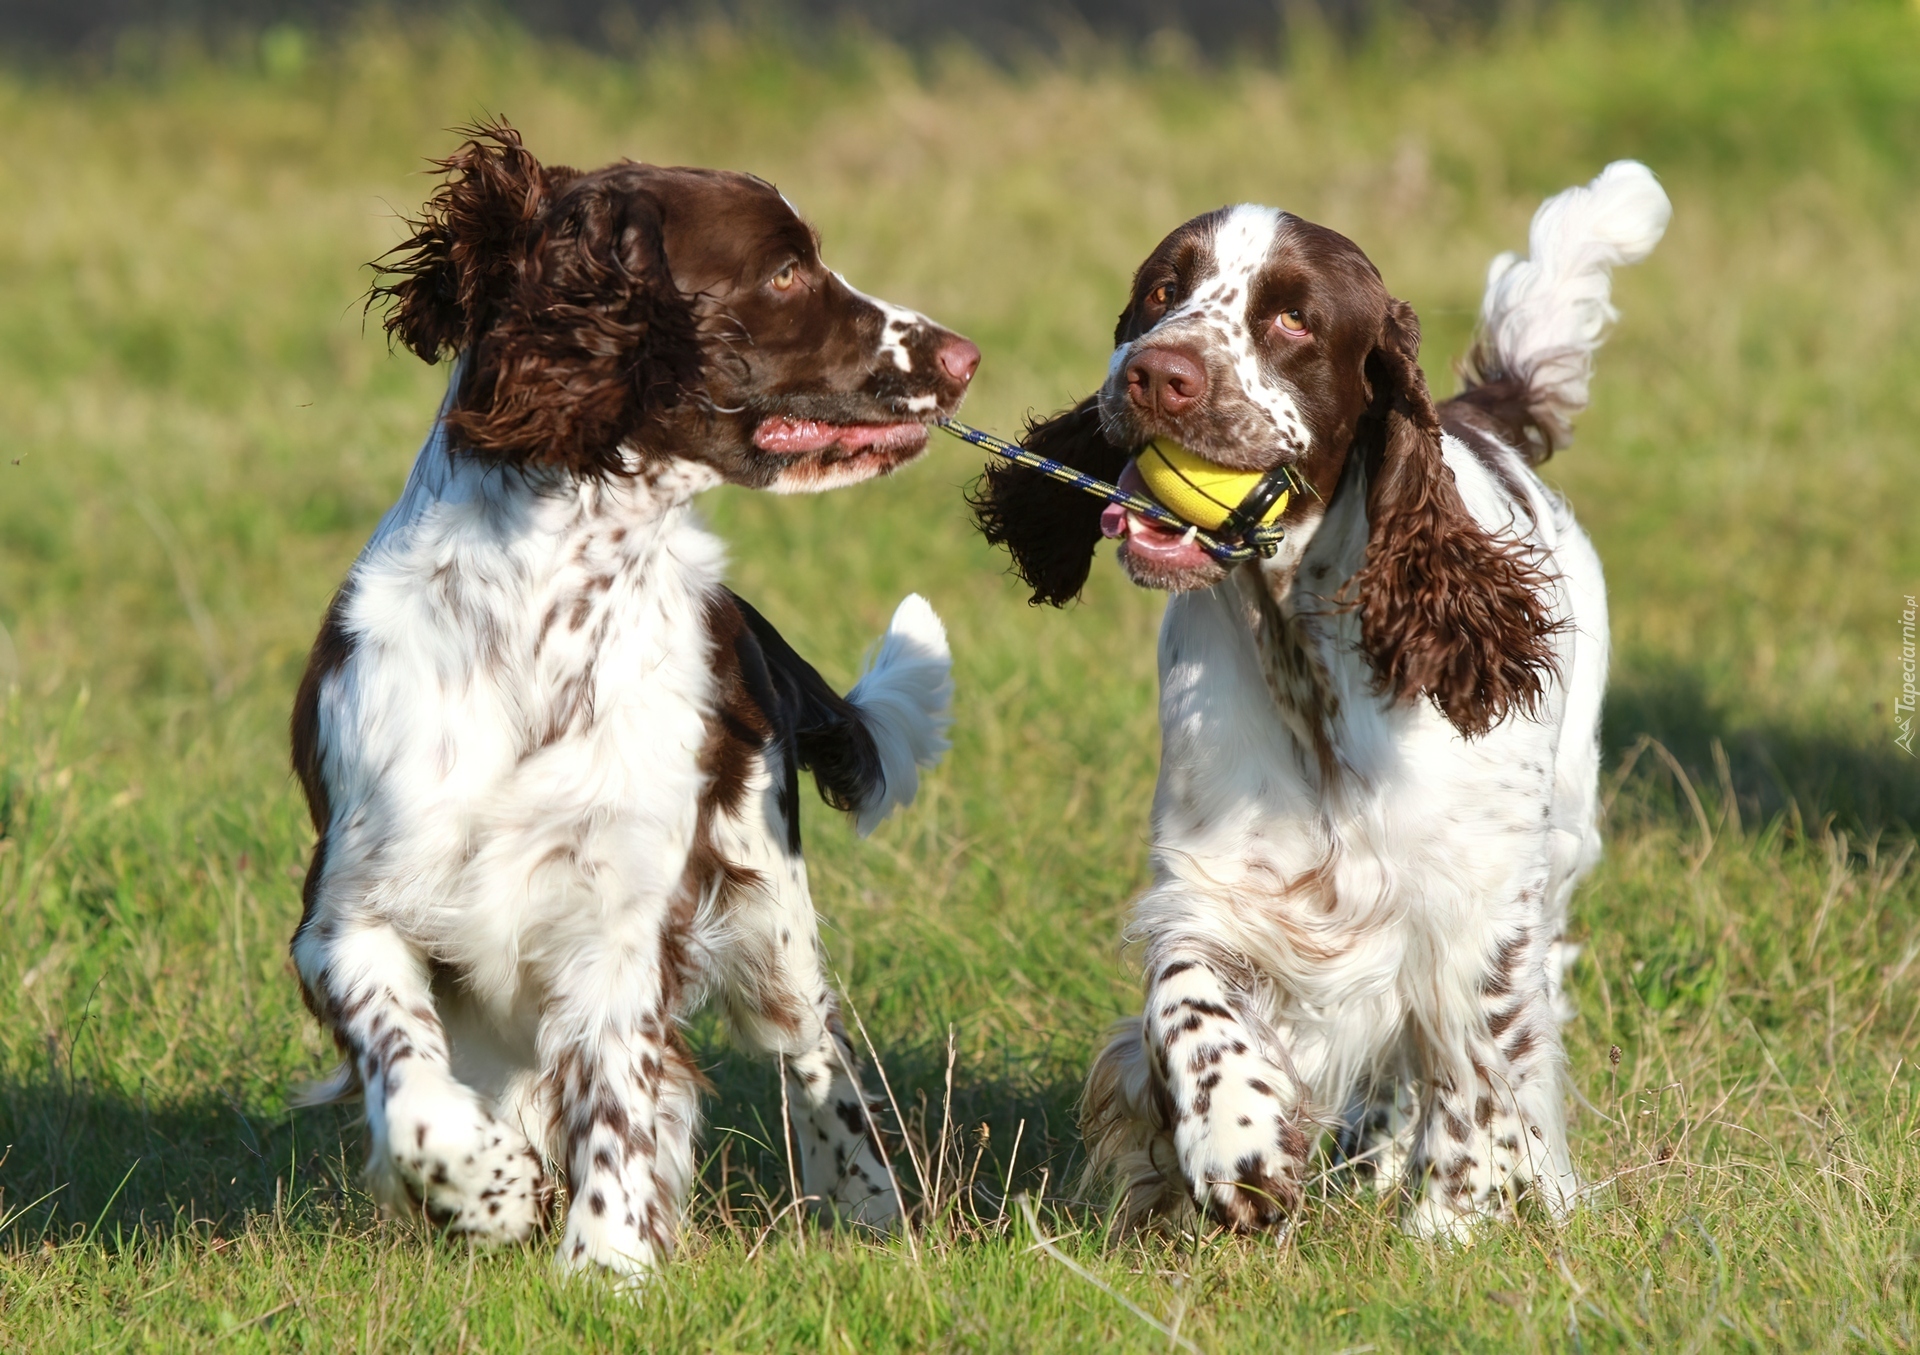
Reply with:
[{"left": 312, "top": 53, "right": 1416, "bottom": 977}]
[{"left": 2, "top": 3, "right": 1918, "bottom": 1349}]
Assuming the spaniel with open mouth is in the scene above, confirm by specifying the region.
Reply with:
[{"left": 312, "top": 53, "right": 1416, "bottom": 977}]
[
  {"left": 974, "top": 163, "right": 1669, "bottom": 1238},
  {"left": 290, "top": 122, "right": 977, "bottom": 1281}
]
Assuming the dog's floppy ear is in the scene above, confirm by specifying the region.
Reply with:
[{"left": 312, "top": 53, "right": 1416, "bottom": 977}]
[
  {"left": 372, "top": 119, "right": 561, "bottom": 363},
  {"left": 372, "top": 120, "right": 702, "bottom": 475},
  {"left": 969, "top": 396, "right": 1130, "bottom": 606},
  {"left": 1349, "top": 297, "right": 1559, "bottom": 737}
]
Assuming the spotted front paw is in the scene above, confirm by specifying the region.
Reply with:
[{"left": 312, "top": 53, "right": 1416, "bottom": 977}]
[
  {"left": 371, "top": 1078, "right": 551, "bottom": 1244},
  {"left": 1173, "top": 1072, "right": 1308, "bottom": 1231},
  {"left": 1185, "top": 1131, "right": 1306, "bottom": 1231}
]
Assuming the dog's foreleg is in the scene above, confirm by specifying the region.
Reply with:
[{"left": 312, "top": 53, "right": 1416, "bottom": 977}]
[
  {"left": 1405, "top": 923, "right": 1577, "bottom": 1240},
  {"left": 292, "top": 910, "right": 551, "bottom": 1242},
  {"left": 538, "top": 919, "right": 698, "bottom": 1284},
  {"left": 1145, "top": 950, "right": 1310, "bottom": 1231}
]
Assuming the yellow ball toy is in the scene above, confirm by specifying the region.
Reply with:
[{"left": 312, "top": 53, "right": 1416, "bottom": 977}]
[{"left": 1134, "top": 439, "right": 1291, "bottom": 532}]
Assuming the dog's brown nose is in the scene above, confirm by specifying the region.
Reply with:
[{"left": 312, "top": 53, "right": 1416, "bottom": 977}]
[
  {"left": 1126, "top": 348, "right": 1207, "bottom": 415},
  {"left": 937, "top": 336, "right": 981, "bottom": 384}
]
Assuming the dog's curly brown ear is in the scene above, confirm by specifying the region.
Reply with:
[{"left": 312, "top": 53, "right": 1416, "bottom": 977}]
[
  {"left": 1350, "top": 298, "right": 1559, "bottom": 737},
  {"left": 371, "top": 120, "right": 702, "bottom": 475},
  {"left": 371, "top": 119, "right": 563, "bottom": 363},
  {"left": 969, "top": 396, "right": 1130, "bottom": 607},
  {"left": 445, "top": 164, "right": 700, "bottom": 474}
]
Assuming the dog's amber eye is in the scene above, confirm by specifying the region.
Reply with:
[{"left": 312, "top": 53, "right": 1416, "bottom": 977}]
[
  {"left": 1276, "top": 309, "right": 1309, "bottom": 335},
  {"left": 1146, "top": 284, "right": 1172, "bottom": 312},
  {"left": 770, "top": 264, "right": 799, "bottom": 292}
]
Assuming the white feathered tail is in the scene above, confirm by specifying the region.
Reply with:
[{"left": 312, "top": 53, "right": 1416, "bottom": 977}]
[
  {"left": 1460, "top": 160, "right": 1672, "bottom": 460},
  {"left": 846, "top": 593, "right": 952, "bottom": 836}
]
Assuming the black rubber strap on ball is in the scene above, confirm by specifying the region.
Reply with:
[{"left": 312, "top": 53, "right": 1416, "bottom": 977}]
[{"left": 1221, "top": 466, "right": 1296, "bottom": 537}]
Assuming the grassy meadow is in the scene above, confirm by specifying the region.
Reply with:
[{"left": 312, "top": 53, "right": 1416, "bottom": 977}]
[{"left": 2, "top": 2, "right": 1918, "bottom": 1348}]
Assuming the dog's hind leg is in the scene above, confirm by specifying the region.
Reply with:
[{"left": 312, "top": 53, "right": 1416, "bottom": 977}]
[
  {"left": 778, "top": 1006, "right": 900, "bottom": 1229},
  {"left": 702, "top": 591, "right": 915, "bottom": 1227},
  {"left": 709, "top": 761, "right": 900, "bottom": 1229},
  {"left": 1333, "top": 1069, "right": 1419, "bottom": 1197},
  {"left": 291, "top": 905, "right": 551, "bottom": 1243}
]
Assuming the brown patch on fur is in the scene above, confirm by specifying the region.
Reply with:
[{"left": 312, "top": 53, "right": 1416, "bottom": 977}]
[
  {"left": 662, "top": 590, "right": 785, "bottom": 1026},
  {"left": 1503, "top": 1025, "right": 1539, "bottom": 1063},
  {"left": 1346, "top": 300, "right": 1560, "bottom": 739},
  {"left": 526, "top": 650, "right": 602, "bottom": 759},
  {"left": 1242, "top": 570, "right": 1342, "bottom": 784},
  {"left": 290, "top": 584, "right": 355, "bottom": 1039},
  {"left": 1206, "top": 1145, "right": 1303, "bottom": 1231},
  {"left": 290, "top": 584, "right": 356, "bottom": 835},
  {"left": 698, "top": 594, "right": 771, "bottom": 816},
  {"left": 1482, "top": 931, "right": 1529, "bottom": 1000},
  {"left": 1442, "top": 377, "right": 1551, "bottom": 465}
]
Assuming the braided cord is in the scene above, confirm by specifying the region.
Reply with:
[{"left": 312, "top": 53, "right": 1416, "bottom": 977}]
[{"left": 940, "top": 419, "right": 1285, "bottom": 564}]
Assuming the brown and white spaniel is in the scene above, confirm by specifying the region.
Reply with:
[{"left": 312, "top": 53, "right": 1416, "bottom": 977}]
[
  {"left": 974, "top": 163, "right": 1669, "bottom": 1238},
  {"left": 290, "top": 122, "right": 977, "bottom": 1281}
]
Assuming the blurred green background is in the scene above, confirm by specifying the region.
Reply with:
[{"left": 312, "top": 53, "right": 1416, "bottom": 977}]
[{"left": 1, "top": 3, "right": 1916, "bottom": 1350}]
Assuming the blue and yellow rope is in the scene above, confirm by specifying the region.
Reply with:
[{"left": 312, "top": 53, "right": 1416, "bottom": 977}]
[{"left": 941, "top": 419, "right": 1290, "bottom": 565}]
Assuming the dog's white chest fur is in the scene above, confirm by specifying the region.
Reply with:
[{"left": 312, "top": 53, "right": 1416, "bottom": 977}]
[{"left": 315, "top": 432, "right": 727, "bottom": 1002}]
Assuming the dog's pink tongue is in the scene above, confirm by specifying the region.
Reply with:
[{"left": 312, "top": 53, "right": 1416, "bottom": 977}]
[
  {"left": 754, "top": 417, "right": 923, "bottom": 454},
  {"left": 1103, "top": 460, "right": 1150, "bottom": 539},
  {"left": 1105, "top": 459, "right": 1213, "bottom": 570}
]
